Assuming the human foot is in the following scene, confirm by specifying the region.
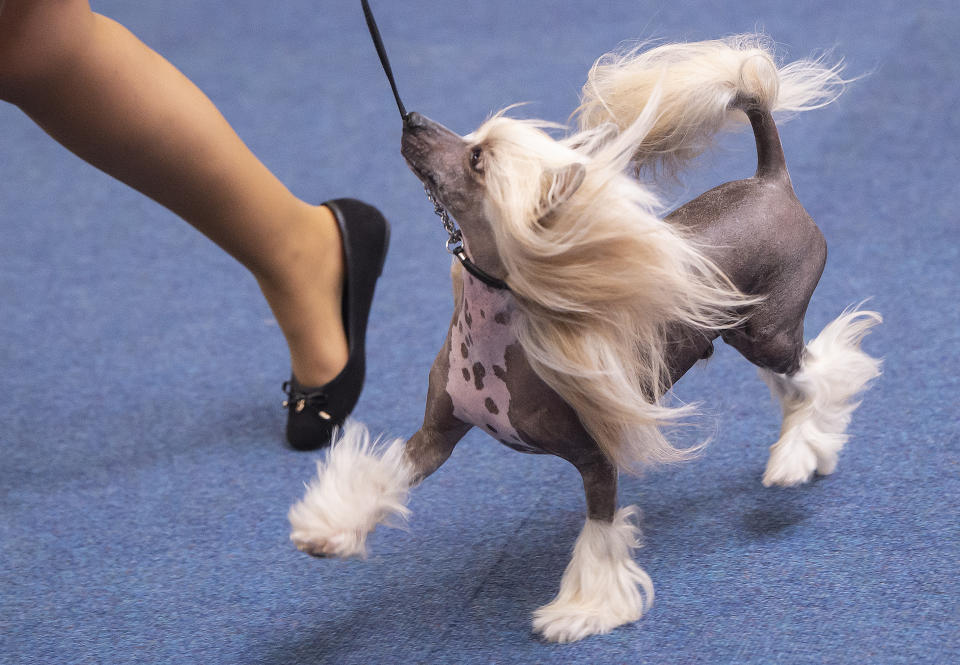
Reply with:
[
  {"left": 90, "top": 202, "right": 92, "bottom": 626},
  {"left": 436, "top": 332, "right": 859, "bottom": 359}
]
[{"left": 278, "top": 199, "right": 390, "bottom": 450}]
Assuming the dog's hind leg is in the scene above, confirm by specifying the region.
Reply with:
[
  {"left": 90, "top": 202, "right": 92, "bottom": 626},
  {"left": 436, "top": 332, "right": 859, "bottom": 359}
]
[
  {"left": 757, "top": 308, "right": 882, "bottom": 487},
  {"left": 532, "top": 456, "right": 653, "bottom": 643}
]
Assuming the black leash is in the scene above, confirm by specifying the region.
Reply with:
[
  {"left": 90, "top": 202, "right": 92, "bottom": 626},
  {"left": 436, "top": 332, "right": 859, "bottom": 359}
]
[
  {"left": 361, "top": 0, "right": 407, "bottom": 120},
  {"left": 360, "top": 0, "right": 511, "bottom": 292}
]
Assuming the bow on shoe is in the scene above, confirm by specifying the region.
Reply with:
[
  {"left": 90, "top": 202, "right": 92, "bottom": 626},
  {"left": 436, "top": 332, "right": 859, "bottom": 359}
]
[{"left": 282, "top": 381, "right": 333, "bottom": 421}]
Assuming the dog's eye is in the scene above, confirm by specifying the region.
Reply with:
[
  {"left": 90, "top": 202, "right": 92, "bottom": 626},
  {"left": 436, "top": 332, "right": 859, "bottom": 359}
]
[{"left": 470, "top": 146, "right": 484, "bottom": 173}]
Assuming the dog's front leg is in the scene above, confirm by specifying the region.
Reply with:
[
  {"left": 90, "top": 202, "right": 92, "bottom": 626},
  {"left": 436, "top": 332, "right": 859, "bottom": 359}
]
[
  {"left": 288, "top": 345, "right": 471, "bottom": 559},
  {"left": 287, "top": 419, "right": 470, "bottom": 560},
  {"left": 532, "top": 456, "right": 653, "bottom": 643}
]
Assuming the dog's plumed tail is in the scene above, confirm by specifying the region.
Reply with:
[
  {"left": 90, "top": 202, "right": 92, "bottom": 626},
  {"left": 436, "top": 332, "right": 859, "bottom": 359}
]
[{"left": 574, "top": 34, "right": 847, "bottom": 176}]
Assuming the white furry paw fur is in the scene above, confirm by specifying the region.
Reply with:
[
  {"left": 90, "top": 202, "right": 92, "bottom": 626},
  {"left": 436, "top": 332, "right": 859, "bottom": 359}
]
[
  {"left": 761, "top": 308, "right": 882, "bottom": 487},
  {"left": 532, "top": 507, "right": 653, "bottom": 643},
  {"left": 288, "top": 421, "right": 413, "bottom": 558}
]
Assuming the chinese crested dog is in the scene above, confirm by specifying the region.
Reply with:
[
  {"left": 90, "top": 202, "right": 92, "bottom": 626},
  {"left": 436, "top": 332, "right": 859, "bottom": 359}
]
[{"left": 288, "top": 35, "right": 881, "bottom": 642}]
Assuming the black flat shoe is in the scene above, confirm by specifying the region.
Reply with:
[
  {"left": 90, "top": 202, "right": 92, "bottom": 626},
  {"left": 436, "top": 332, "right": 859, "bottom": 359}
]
[{"left": 283, "top": 198, "right": 390, "bottom": 450}]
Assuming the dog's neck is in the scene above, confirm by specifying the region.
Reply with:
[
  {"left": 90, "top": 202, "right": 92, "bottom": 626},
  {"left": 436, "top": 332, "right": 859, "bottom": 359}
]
[
  {"left": 457, "top": 265, "right": 514, "bottom": 311},
  {"left": 455, "top": 247, "right": 510, "bottom": 291},
  {"left": 460, "top": 230, "right": 508, "bottom": 288}
]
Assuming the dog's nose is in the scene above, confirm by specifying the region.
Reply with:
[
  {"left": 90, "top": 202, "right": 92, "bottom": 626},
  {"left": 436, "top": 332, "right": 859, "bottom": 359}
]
[{"left": 404, "top": 111, "right": 427, "bottom": 129}]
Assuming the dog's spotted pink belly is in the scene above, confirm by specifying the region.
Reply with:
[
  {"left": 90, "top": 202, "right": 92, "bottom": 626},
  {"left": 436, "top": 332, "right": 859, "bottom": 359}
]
[{"left": 447, "top": 275, "right": 537, "bottom": 452}]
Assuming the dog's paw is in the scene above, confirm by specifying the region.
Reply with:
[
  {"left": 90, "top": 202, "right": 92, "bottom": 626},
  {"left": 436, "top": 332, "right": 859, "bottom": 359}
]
[
  {"left": 532, "top": 510, "right": 651, "bottom": 642},
  {"left": 532, "top": 602, "right": 633, "bottom": 643},
  {"left": 288, "top": 421, "right": 413, "bottom": 560},
  {"left": 762, "top": 432, "right": 818, "bottom": 487},
  {"left": 290, "top": 529, "right": 367, "bottom": 559}
]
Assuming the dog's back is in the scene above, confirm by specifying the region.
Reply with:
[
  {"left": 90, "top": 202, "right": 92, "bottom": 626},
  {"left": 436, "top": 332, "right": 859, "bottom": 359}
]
[
  {"left": 574, "top": 38, "right": 845, "bottom": 378},
  {"left": 666, "top": 104, "right": 827, "bottom": 377}
]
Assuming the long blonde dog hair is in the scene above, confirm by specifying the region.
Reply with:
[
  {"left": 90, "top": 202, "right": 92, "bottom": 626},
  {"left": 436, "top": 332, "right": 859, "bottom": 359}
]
[{"left": 465, "top": 35, "right": 846, "bottom": 472}]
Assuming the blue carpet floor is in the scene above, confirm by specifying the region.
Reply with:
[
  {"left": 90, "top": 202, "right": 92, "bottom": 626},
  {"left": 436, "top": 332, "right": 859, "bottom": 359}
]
[{"left": 2, "top": 1, "right": 957, "bottom": 663}]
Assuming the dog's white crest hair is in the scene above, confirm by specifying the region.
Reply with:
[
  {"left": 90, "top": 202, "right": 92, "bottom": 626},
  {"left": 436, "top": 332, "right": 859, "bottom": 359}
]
[
  {"left": 468, "top": 106, "right": 749, "bottom": 471},
  {"left": 575, "top": 34, "right": 849, "bottom": 176},
  {"left": 464, "top": 35, "right": 847, "bottom": 472}
]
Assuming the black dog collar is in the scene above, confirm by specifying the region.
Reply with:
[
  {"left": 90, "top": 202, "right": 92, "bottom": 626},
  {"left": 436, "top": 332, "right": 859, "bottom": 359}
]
[
  {"left": 453, "top": 249, "right": 511, "bottom": 291},
  {"left": 430, "top": 189, "right": 511, "bottom": 292}
]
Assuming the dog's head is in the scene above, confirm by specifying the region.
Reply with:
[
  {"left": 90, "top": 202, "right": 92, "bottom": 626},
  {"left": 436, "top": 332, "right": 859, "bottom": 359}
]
[{"left": 401, "top": 111, "right": 586, "bottom": 282}]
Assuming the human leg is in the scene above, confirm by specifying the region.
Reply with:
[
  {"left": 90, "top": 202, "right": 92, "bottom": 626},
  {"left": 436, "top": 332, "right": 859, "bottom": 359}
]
[{"left": 0, "top": 0, "right": 352, "bottom": 389}]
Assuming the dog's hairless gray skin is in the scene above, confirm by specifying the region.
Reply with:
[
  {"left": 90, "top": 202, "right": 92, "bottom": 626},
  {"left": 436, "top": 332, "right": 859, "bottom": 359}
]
[{"left": 400, "top": 107, "right": 823, "bottom": 522}]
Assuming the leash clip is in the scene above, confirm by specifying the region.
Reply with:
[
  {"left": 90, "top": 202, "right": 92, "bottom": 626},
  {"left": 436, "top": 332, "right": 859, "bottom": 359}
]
[
  {"left": 425, "top": 185, "right": 462, "bottom": 253},
  {"left": 445, "top": 229, "right": 463, "bottom": 255}
]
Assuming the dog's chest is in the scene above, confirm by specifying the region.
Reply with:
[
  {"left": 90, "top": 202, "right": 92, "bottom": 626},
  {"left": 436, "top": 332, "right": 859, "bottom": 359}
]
[{"left": 446, "top": 275, "right": 537, "bottom": 453}]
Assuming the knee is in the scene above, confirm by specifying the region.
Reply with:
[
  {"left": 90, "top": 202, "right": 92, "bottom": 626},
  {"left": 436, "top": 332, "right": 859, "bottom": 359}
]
[
  {"left": 0, "top": 0, "right": 93, "bottom": 103},
  {"left": 763, "top": 332, "right": 804, "bottom": 375},
  {"left": 726, "top": 326, "right": 803, "bottom": 375}
]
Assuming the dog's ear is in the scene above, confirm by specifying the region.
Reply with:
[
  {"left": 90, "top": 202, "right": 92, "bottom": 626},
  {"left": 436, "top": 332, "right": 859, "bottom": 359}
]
[{"left": 539, "top": 162, "right": 586, "bottom": 220}]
